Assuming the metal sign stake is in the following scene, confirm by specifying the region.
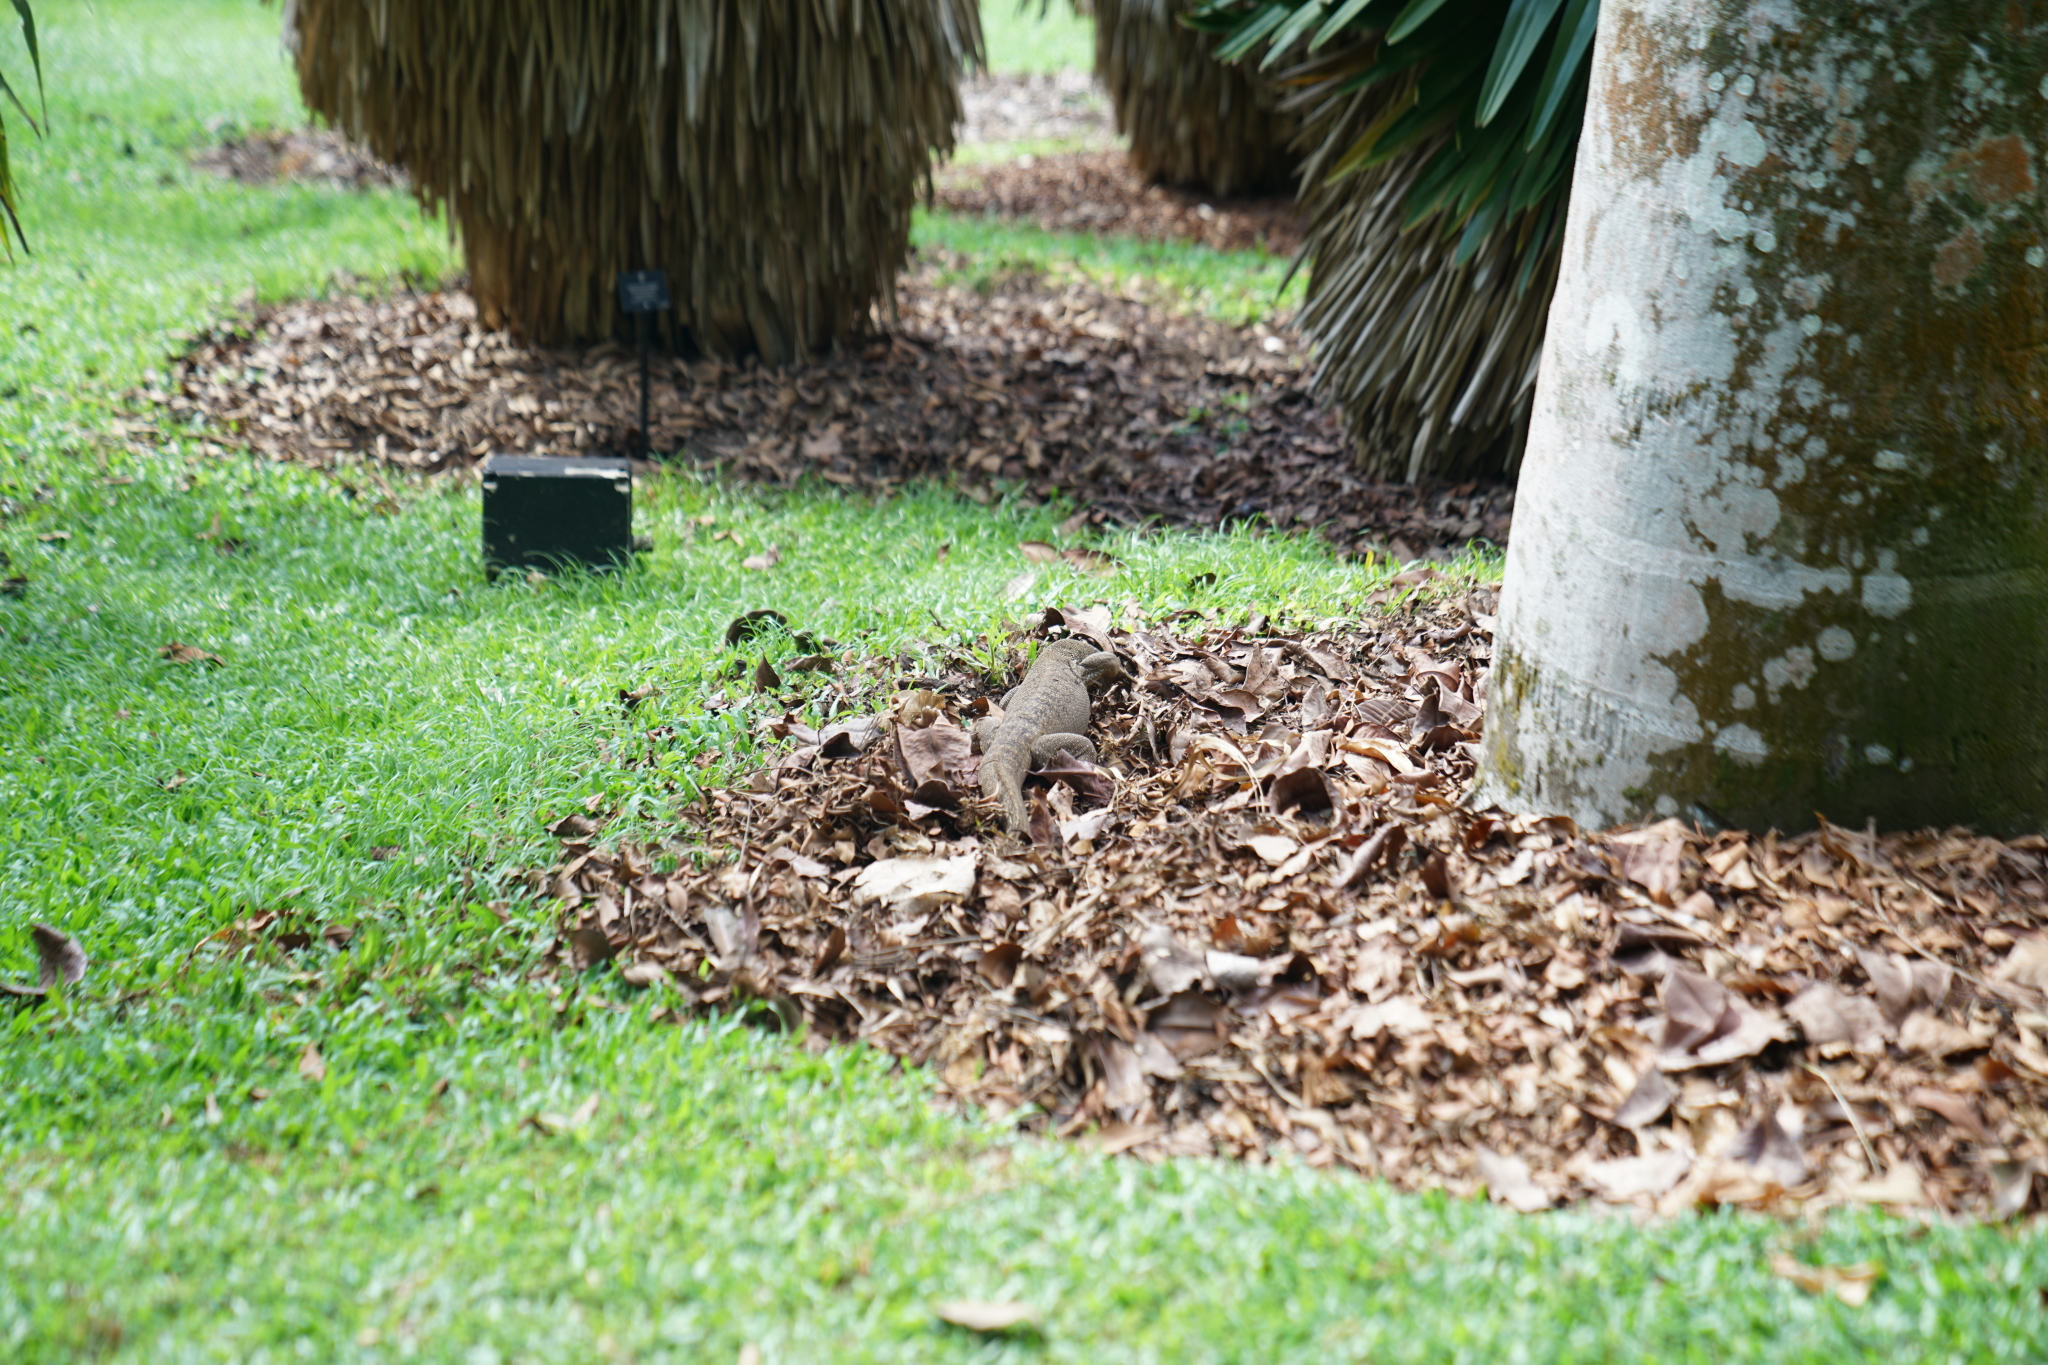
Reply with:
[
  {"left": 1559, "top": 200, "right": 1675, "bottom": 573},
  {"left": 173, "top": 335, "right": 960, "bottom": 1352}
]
[
  {"left": 637, "top": 312, "right": 651, "bottom": 456},
  {"left": 616, "top": 269, "right": 671, "bottom": 457}
]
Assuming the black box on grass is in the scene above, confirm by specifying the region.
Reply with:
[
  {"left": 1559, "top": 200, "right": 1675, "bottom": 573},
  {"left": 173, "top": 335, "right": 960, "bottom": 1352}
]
[{"left": 481, "top": 454, "right": 633, "bottom": 577}]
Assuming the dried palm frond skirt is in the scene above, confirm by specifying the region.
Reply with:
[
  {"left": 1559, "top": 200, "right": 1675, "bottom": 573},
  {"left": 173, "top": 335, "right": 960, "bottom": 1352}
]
[
  {"left": 288, "top": 0, "right": 980, "bottom": 358},
  {"left": 1093, "top": 0, "right": 1299, "bottom": 198}
]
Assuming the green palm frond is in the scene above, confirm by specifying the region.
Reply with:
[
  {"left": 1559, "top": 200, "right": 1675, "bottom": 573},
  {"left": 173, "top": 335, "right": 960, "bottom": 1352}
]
[
  {"left": 1190, "top": 0, "right": 1595, "bottom": 267},
  {"left": 1284, "top": 52, "right": 1560, "bottom": 481},
  {"left": 1182, "top": 0, "right": 1598, "bottom": 480},
  {"left": 1179, "top": 0, "right": 1605, "bottom": 485},
  {"left": 2, "top": 0, "right": 46, "bottom": 257}
]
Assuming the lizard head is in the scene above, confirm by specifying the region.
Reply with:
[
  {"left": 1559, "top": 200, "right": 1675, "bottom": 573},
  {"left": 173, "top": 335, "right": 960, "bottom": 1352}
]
[
  {"left": 1035, "top": 637, "right": 1101, "bottom": 666},
  {"left": 1035, "top": 636, "right": 1123, "bottom": 689}
]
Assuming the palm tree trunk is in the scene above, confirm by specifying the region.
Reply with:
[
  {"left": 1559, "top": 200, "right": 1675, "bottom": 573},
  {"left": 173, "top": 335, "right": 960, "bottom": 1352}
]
[{"left": 1478, "top": 0, "right": 2048, "bottom": 834}]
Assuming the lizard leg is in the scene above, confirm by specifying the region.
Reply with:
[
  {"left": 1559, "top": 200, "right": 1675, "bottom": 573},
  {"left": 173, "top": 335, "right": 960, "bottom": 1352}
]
[
  {"left": 1028, "top": 733, "right": 1098, "bottom": 768},
  {"left": 972, "top": 686, "right": 1025, "bottom": 756},
  {"left": 1079, "top": 652, "right": 1121, "bottom": 687}
]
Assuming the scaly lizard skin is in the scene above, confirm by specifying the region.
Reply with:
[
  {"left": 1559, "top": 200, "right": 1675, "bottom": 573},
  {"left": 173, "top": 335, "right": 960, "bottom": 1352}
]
[{"left": 972, "top": 638, "right": 1121, "bottom": 833}]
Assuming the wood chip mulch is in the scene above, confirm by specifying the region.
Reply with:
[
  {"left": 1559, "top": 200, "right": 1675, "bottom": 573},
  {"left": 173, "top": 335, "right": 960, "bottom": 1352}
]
[
  {"left": 145, "top": 264, "right": 1511, "bottom": 561},
  {"left": 933, "top": 148, "right": 1306, "bottom": 258},
  {"left": 544, "top": 583, "right": 2048, "bottom": 1221}
]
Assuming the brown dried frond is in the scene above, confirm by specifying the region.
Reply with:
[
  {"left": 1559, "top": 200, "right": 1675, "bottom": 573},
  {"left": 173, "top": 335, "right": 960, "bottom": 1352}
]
[
  {"left": 1094, "top": 0, "right": 1300, "bottom": 198},
  {"left": 1287, "top": 50, "right": 1561, "bottom": 482},
  {"left": 288, "top": 0, "right": 981, "bottom": 359}
]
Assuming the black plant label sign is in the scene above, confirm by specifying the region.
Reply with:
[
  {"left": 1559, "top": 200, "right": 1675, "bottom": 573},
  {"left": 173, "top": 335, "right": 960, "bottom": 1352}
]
[{"left": 617, "top": 269, "right": 670, "bottom": 314}]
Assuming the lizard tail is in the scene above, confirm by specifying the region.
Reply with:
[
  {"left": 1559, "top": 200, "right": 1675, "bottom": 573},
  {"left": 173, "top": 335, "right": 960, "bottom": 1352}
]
[
  {"left": 981, "top": 753, "right": 1030, "bottom": 832},
  {"left": 1001, "top": 783, "right": 1029, "bottom": 832}
]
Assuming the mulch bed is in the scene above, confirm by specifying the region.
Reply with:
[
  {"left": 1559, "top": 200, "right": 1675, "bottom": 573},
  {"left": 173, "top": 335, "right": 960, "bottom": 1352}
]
[
  {"left": 147, "top": 264, "right": 1511, "bottom": 561},
  {"left": 545, "top": 586, "right": 2048, "bottom": 1220},
  {"left": 933, "top": 149, "right": 1306, "bottom": 258}
]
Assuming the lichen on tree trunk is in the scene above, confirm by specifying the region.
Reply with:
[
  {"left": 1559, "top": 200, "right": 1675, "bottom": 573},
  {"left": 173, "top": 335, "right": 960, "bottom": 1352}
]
[{"left": 1476, "top": 0, "right": 2048, "bottom": 835}]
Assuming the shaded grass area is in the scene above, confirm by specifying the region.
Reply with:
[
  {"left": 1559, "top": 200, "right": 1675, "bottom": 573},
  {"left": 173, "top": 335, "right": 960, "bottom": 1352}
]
[
  {"left": 914, "top": 207, "right": 1303, "bottom": 325},
  {"left": 0, "top": 3, "right": 2041, "bottom": 1362}
]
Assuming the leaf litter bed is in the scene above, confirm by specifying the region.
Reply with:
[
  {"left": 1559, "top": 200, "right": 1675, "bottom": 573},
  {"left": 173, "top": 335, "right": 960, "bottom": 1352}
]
[
  {"left": 148, "top": 263, "right": 1510, "bottom": 562},
  {"left": 545, "top": 585, "right": 2048, "bottom": 1221}
]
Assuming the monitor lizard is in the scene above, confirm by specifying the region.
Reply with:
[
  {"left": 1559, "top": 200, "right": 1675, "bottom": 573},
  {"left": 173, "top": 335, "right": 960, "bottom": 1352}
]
[{"left": 972, "top": 637, "right": 1122, "bottom": 833}]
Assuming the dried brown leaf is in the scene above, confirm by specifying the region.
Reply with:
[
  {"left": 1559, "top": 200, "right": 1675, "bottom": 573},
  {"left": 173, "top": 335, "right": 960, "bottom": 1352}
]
[
  {"left": 1989, "top": 1160, "right": 2036, "bottom": 1220},
  {"left": 1857, "top": 947, "right": 1950, "bottom": 1025},
  {"left": 1725, "top": 1107, "right": 1808, "bottom": 1188},
  {"left": 934, "top": 1300, "right": 1039, "bottom": 1333},
  {"left": 30, "top": 924, "right": 87, "bottom": 989},
  {"left": 1785, "top": 984, "right": 1887, "bottom": 1055},
  {"left": 159, "top": 640, "right": 224, "bottom": 667},
  {"left": 1582, "top": 1148, "right": 1692, "bottom": 1202},
  {"left": 566, "top": 926, "right": 615, "bottom": 971},
  {"left": 818, "top": 716, "right": 884, "bottom": 758},
  {"left": 1908, "top": 1086, "right": 1990, "bottom": 1143},
  {"left": 1769, "top": 1255, "right": 1881, "bottom": 1307},
  {"left": 1899, "top": 1011, "right": 1983, "bottom": 1059},
  {"left": 621, "top": 960, "right": 678, "bottom": 991},
  {"left": 530, "top": 1093, "right": 600, "bottom": 1137},
  {"left": 1062, "top": 547, "right": 1119, "bottom": 577},
  {"left": 1475, "top": 1148, "right": 1553, "bottom": 1212},
  {"left": 1138, "top": 923, "right": 1207, "bottom": 997},
  {"left": 1613, "top": 1069, "right": 1677, "bottom": 1128},
  {"left": 898, "top": 718, "right": 974, "bottom": 789},
  {"left": 851, "top": 854, "right": 976, "bottom": 915},
  {"left": 725, "top": 609, "right": 788, "bottom": 646},
  {"left": 1992, "top": 936, "right": 2048, "bottom": 992}
]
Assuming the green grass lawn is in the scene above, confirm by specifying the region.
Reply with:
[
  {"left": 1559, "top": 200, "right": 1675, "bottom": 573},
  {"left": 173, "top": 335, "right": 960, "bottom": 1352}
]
[
  {"left": 0, "top": 3, "right": 2041, "bottom": 1362},
  {"left": 917, "top": 208, "right": 1304, "bottom": 324},
  {"left": 980, "top": 1, "right": 1095, "bottom": 74}
]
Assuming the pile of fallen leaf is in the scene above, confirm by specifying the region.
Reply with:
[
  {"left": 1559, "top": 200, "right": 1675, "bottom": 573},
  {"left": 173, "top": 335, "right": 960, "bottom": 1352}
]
[
  {"left": 146, "top": 263, "right": 1511, "bottom": 560},
  {"left": 934, "top": 149, "right": 1305, "bottom": 258},
  {"left": 545, "top": 583, "right": 2048, "bottom": 1219},
  {"left": 190, "top": 127, "right": 405, "bottom": 189}
]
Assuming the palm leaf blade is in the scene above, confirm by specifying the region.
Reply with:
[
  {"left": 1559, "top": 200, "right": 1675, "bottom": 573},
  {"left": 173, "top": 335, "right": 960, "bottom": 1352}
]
[
  {"left": 1475, "top": 0, "right": 1564, "bottom": 126},
  {"left": 1190, "top": 0, "right": 1599, "bottom": 479},
  {"left": 1386, "top": 0, "right": 1458, "bottom": 44},
  {"left": 1525, "top": 0, "right": 1597, "bottom": 147}
]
